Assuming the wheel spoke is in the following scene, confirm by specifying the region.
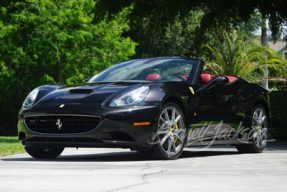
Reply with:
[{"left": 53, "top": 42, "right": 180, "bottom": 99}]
[
  {"left": 172, "top": 139, "right": 176, "bottom": 152},
  {"left": 174, "top": 115, "right": 181, "bottom": 125},
  {"left": 261, "top": 139, "right": 266, "bottom": 146},
  {"left": 174, "top": 128, "right": 185, "bottom": 135},
  {"left": 259, "top": 110, "right": 263, "bottom": 122},
  {"left": 173, "top": 129, "right": 181, "bottom": 136},
  {"left": 174, "top": 134, "right": 183, "bottom": 144},
  {"left": 167, "top": 139, "right": 172, "bottom": 154},
  {"left": 253, "top": 131, "right": 257, "bottom": 140},
  {"left": 171, "top": 108, "right": 175, "bottom": 122},
  {"left": 158, "top": 130, "right": 168, "bottom": 135},
  {"left": 160, "top": 117, "right": 167, "bottom": 124},
  {"left": 256, "top": 137, "right": 260, "bottom": 147},
  {"left": 260, "top": 129, "right": 267, "bottom": 145},
  {"left": 164, "top": 109, "right": 170, "bottom": 122},
  {"left": 256, "top": 131, "right": 261, "bottom": 147},
  {"left": 159, "top": 122, "right": 168, "bottom": 130},
  {"left": 260, "top": 116, "right": 266, "bottom": 127},
  {"left": 174, "top": 129, "right": 186, "bottom": 143},
  {"left": 160, "top": 134, "right": 169, "bottom": 145},
  {"left": 254, "top": 112, "right": 259, "bottom": 121}
]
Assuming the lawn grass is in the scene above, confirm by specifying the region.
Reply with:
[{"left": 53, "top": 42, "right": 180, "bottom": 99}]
[{"left": 0, "top": 136, "right": 25, "bottom": 157}]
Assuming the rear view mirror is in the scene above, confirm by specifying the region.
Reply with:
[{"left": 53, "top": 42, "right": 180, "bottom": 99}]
[
  {"left": 197, "top": 76, "right": 229, "bottom": 93},
  {"left": 205, "top": 76, "right": 229, "bottom": 90},
  {"left": 81, "top": 79, "right": 90, "bottom": 83}
]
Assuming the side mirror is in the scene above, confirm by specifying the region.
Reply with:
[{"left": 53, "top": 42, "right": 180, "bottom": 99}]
[
  {"left": 205, "top": 76, "right": 229, "bottom": 90},
  {"left": 81, "top": 79, "right": 90, "bottom": 84}
]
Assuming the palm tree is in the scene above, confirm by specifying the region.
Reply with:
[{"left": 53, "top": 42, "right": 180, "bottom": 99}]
[{"left": 205, "top": 30, "right": 287, "bottom": 80}]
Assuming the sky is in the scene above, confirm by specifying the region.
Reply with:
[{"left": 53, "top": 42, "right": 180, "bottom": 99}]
[{"left": 254, "top": 20, "right": 287, "bottom": 39}]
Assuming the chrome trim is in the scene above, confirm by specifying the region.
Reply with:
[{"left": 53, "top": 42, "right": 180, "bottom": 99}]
[{"left": 23, "top": 114, "right": 102, "bottom": 136}]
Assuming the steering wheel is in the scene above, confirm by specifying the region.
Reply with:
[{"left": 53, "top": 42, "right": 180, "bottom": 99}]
[{"left": 160, "top": 75, "right": 186, "bottom": 82}]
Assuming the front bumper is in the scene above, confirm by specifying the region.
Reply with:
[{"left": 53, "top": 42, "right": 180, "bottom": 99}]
[{"left": 18, "top": 105, "right": 159, "bottom": 149}]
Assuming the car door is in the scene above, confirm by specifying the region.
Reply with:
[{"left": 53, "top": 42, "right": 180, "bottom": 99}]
[
  {"left": 198, "top": 86, "right": 223, "bottom": 139},
  {"left": 185, "top": 83, "right": 209, "bottom": 146},
  {"left": 199, "top": 77, "right": 244, "bottom": 141},
  {"left": 211, "top": 79, "right": 244, "bottom": 130},
  {"left": 186, "top": 74, "right": 219, "bottom": 145}
]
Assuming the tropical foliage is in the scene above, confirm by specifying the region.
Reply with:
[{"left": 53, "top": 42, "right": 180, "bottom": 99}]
[
  {"left": 94, "top": 0, "right": 287, "bottom": 44},
  {"left": 126, "top": 10, "right": 261, "bottom": 61},
  {"left": 127, "top": 11, "right": 206, "bottom": 59},
  {"left": 205, "top": 30, "right": 287, "bottom": 79},
  {"left": 0, "top": 0, "right": 136, "bottom": 134}
]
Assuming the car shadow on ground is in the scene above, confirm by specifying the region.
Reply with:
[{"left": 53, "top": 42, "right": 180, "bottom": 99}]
[
  {"left": 1, "top": 150, "right": 240, "bottom": 162},
  {"left": 2, "top": 141, "right": 286, "bottom": 162},
  {"left": 264, "top": 141, "right": 287, "bottom": 151}
]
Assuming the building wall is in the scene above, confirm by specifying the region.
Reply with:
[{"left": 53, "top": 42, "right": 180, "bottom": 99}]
[{"left": 277, "top": 47, "right": 287, "bottom": 60}]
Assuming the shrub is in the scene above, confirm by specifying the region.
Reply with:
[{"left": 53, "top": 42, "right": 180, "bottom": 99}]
[{"left": 270, "top": 90, "right": 287, "bottom": 141}]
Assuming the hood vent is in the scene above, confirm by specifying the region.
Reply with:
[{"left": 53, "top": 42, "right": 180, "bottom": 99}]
[{"left": 69, "top": 89, "right": 93, "bottom": 94}]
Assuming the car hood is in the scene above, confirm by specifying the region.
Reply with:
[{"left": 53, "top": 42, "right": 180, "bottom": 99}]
[{"left": 27, "top": 82, "right": 147, "bottom": 111}]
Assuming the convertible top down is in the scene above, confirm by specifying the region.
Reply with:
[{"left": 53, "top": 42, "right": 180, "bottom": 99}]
[{"left": 18, "top": 58, "right": 270, "bottom": 160}]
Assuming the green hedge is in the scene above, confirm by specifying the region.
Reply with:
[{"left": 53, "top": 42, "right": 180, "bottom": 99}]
[{"left": 270, "top": 90, "right": 287, "bottom": 141}]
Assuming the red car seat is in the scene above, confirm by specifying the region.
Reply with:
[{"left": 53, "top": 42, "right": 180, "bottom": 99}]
[
  {"left": 201, "top": 74, "right": 212, "bottom": 86},
  {"left": 181, "top": 75, "right": 189, "bottom": 80},
  {"left": 225, "top": 76, "right": 237, "bottom": 83},
  {"left": 146, "top": 74, "right": 161, "bottom": 81}
]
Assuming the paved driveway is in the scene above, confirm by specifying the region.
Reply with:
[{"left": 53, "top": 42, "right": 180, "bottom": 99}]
[{"left": 1, "top": 141, "right": 287, "bottom": 192}]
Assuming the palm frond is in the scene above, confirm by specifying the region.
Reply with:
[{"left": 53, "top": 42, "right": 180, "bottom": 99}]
[{"left": 206, "top": 29, "right": 287, "bottom": 78}]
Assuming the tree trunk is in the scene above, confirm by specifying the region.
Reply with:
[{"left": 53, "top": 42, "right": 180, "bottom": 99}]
[{"left": 261, "top": 17, "right": 268, "bottom": 89}]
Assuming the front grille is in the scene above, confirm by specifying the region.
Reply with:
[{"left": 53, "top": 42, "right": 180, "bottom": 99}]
[
  {"left": 24, "top": 115, "right": 101, "bottom": 134},
  {"left": 26, "top": 137, "right": 103, "bottom": 143}
]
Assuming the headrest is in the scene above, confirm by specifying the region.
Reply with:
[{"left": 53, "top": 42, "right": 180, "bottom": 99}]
[
  {"left": 181, "top": 75, "right": 189, "bottom": 80},
  {"left": 201, "top": 74, "right": 212, "bottom": 86},
  {"left": 201, "top": 74, "right": 238, "bottom": 86},
  {"left": 146, "top": 74, "right": 161, "bottom": 81},
  {"left": 226, "top": 76, "right": 238, "bottom": 83}
]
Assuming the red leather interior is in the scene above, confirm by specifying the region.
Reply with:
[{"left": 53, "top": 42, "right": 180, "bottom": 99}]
[
  {"left": 225, "top": 76, "right": 237, "bottom": 83},
  {"left": 181, "top": 75, "right": 189, "bottom": 80},
  {"left": 201, "top": 74, "right": 212, "bottom": 85},
  {"left": 146, "top": 73, "right": 238, "bottom": 84},
  {"left": 146, "top": 74, "right": 161, "bottom": 81},
  {"left": 201, "top": 74, "right": 238, "bottom": 85}
]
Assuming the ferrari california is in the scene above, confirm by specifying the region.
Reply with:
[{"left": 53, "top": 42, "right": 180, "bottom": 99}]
[{"left": 18, "top": 57, "right": 270, "bottom": 160}]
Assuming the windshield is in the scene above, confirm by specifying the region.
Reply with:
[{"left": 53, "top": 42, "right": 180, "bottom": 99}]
[{"left": 89, "top": 58, "right": 198, "bottom": 82}]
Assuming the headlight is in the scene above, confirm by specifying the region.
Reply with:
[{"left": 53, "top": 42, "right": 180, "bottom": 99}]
[
  {"left": 110, "top": 86, "right": 149, "bottom": 107},
  {"left": 23, "top": 87, "right": 39, "bottom": 108}
]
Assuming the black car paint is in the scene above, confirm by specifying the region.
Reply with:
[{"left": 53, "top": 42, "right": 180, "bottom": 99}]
[{"left": 18, "top": 58, "right": 270, "bottom": 150}]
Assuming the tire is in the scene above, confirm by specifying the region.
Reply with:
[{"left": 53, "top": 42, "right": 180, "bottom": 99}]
[
  {"left": 236, "top": 104, "right": 268, "bottom": 153},
  {"left": 148, "top": 102, "right": 187, "bottom": 160},
  {"left": 25, "top": 147, "right": 64, "bottom": 159}
]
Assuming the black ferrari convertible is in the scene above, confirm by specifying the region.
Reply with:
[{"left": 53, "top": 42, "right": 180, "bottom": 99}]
[{"left": 18, "top": 58, "right": 270, "bottom": 160}]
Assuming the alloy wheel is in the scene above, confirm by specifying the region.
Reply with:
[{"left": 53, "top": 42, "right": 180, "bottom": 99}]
[
  {"left": 252, "top": 108, "right": 268, "bottom": 149},
  {"left": 158, "top": 106, "right": 186, "bottom": 156}
]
